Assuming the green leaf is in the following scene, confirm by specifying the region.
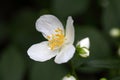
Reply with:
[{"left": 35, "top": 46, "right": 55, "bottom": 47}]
[
  {"left": 86, "top": 59, "right": 120, "bottom": 69},
  {"left": 29, "top": 60, "right": 69, "bottom": 80},
  {"left": 76, "top": 59, "right": 120, "bottom": 73},
  {"left": 52, "top": 0, "right": 90, "bottom": 17},
  {"left": 1, "top": 45, "right": 26, "bottom": 80}
]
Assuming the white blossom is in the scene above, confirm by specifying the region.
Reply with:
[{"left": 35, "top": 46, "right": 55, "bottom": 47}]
[{"left": 27, "top": 15, "right": 75, "bottom": 64}]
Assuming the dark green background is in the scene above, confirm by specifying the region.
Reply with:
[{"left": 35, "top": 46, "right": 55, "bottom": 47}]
[{"left": 0, "top": 0, "right": 120, "bottom": 80}]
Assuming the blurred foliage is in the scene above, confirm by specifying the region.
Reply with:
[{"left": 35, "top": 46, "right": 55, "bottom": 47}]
[
  {"left": 0, "top": 0, "right": 120, "bottom": 80},
  {"left": 29, "top": 60, "right": 69, "bottom": 80},
  {"left": 0, "top": 45, "right": 26, "bottom": 80},
  {"left": 102, "top": 0, "right": 120, "bottom": 32},
  {"left": 52, "top": 0, "right": 90, "bottom": 17}
]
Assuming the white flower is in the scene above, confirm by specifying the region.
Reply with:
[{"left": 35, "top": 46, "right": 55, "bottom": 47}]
[
  {"left": 62, "top": 75, "right": 76, "bottom": 80},
  {"left": 76, "top": 37, "right": 90, "bottom": 57},
  {"left": 27, "top": 15, "right": 75, "bottom": 64}
]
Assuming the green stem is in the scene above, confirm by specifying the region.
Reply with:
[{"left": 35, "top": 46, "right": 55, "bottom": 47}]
[{"left": 69, "top": 60, "right": 79, "bottom": 80}]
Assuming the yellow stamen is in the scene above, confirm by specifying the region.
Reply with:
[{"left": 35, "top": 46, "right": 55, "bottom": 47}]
[{"left": 47, "top": 28, "right": 65, "bottom": 50}]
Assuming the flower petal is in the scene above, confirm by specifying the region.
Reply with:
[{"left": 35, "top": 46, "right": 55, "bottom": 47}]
[
  {"left": 27, "top": 41, "right": 58, "bottom": 62},
  {"left": 65, "top": 16, "right": 74, "bottom": 44},
  {"left": 77, "top": 37, "right": 90, "bottom": 49},
  {"left": 62, "top": 75, "right": 76, "bottom": 80},
  {"left": 54, "top": 44, "right": 75, "bottom": 64},
  {"left": 36, "top": 15, "right": 64, "bottom": 38}
]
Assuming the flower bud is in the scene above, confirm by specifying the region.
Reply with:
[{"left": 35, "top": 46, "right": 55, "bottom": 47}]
[
  {"left": 100, "top": 77, "right": 107, "bottom": 80},
  {"left": 110, "top": 28, "right": 120, "bottom": 38},
  {"left": 62, "top": 75, "right": 76, "bottom": 80},
  {"left": 76, "top": 37, "right": 90, "bottom": 58}
]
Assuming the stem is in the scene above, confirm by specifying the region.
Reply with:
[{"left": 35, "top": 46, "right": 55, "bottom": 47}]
[{"left": 69, "top": 60, "right": 79, "bottom": 80}]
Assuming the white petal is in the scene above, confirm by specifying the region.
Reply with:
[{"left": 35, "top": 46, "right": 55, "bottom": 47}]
[
  {"left": 77, "top": 37, "right": 90, "bottom": 49},
  {"left": 62, "top": 75, "right": 76, "bottom": 80},
  {"left": 55, "top": 44, "right": 75, "bottom": 64},
  {"left": 79, "top": 48, "right": 89, "bottom": 58},
  {"left": 27, "top": 41, "right": 58, "bottom": 62},
  {"left": 36, "top": 15, "right": 64, "bottom": 38},
  {"left": 65, "top": 16, "right": 74, "bottom": 44}
]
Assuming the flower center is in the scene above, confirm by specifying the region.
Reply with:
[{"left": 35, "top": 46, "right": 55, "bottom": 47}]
[{"left": 47, "top": 28, "right": 65, "bottom": 50}]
